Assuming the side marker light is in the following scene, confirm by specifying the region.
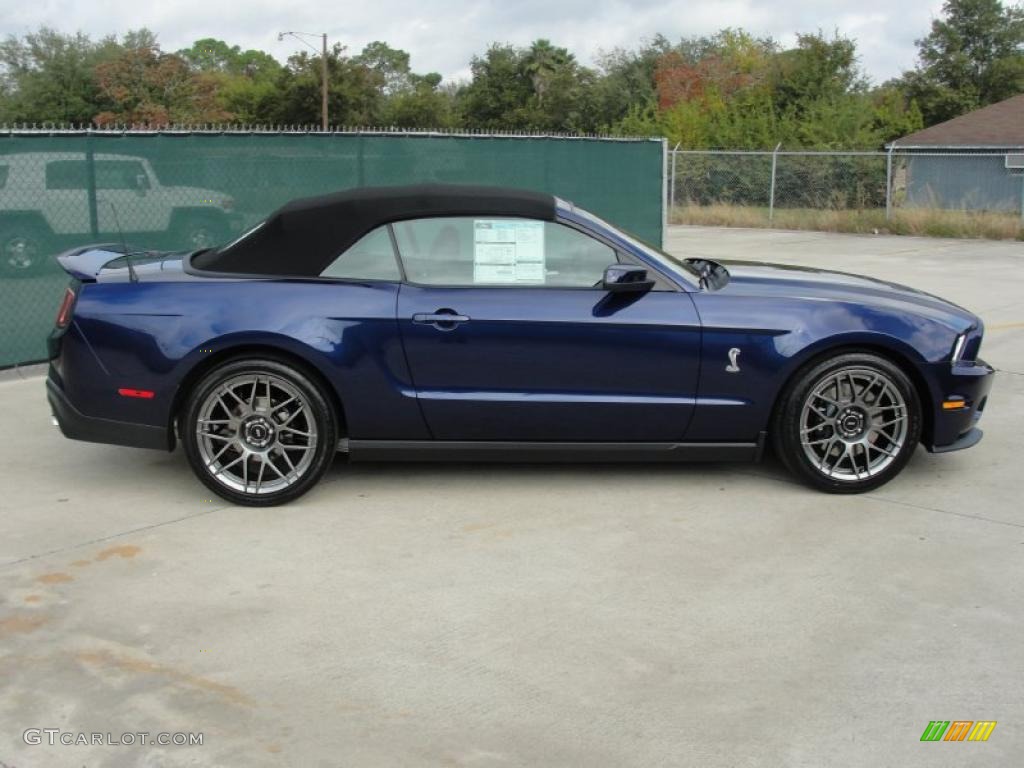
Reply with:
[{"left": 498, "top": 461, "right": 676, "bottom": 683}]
[{"left": 118, "top": 388, "right": 155, "bottom": 399}]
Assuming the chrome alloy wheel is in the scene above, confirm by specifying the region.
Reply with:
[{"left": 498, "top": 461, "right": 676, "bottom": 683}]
[
  {"left": 799, "top": 366, "right": 909, "bottom": 482},
  {"left": 195, "top": 373, "right": 318, "bottom": 495}
]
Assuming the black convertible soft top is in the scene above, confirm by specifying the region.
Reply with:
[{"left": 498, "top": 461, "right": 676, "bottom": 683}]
[{"left": 191, "top": 183, "right": 557, "bottom": 277}]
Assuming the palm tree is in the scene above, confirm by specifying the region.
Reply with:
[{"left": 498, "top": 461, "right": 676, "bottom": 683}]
[{"left": 523, "top": 39, "right": 574, "bottom": 104}]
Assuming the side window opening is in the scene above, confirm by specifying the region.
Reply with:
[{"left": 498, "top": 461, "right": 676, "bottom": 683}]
[
  {"left": 94, "top": 160, "right": 148, "bottom": 190},
  {"left": 392, "top": 218, "right": 474, "bottom": 285},
  {"left": 320, "top": 226, "right": 401, "bottom": 281},
  {"left": 543, "top": 221, "right": 619, "bottom": 287},
  {"left": 392, "top": 217, "right": 619, "bottom": 288},
  {"left": 45, "top": 160, "right": 89, "bottom": 190}
]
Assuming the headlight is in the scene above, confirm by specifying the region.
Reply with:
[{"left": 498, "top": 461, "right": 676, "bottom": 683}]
[{"left": 951, "top": 331, "right": 969, "bottom": 364}]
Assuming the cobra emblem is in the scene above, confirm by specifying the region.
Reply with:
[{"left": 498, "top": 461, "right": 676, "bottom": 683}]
[{"left": 725, "top": 347, "right": 741, "bottom": 373}]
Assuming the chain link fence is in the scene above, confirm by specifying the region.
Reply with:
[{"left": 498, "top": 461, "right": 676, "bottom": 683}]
[
  {"left": 671, "top": 148, "right": 1024, "bottom": 232},
  {"left": 7, "top": 135, "right": 1019, "bottom": 370},
  {"left": 0, "top": 128, "right": 666, "bottom": 368}
]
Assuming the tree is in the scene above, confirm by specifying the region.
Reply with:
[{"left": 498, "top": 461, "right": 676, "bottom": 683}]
[
  {"left": 456, "top": 44, "right": 533, "bottom": 128},
  {"left": 174, "top": 38, "right": 281, "bottom": 124},
  {"left": 0, "top": 19, "right": 985, "bottom": 144},
  {"left": 0, "top": 28, "right": 117, "bottom": 124},
  {"left": 455, "top": 40, "right": 599, "bottom": 132},
  {"left": 899, "top": 0, "right": 1024, "bottom": 125},
  {"left": 353, "top": 41, "right": 412, "bottom": 95},
  {"left": 521, "top": 40, "right": 598, "bottom": 131},
  {"left": 216, "top": 76, "right": 280, "bottom": 124},
  {"left": 381, "top": 74, "right": 457, "bottom": 128},
  {"left": 272, "top": 45, "right": 383, "bottom": 125},
  {"left": 93, "top": 38, "right": 231, "bottom": 125},
  {"left": 771, "top": 32, "right": 867, "bottom": 118},
  {"left": 177, "top": 38, "right": 279, "bottom": 80},
  {"left": 866, "top": 87, "right": 924, "bottom": 144},
  {"left": 607, "top": 29, "right": 908, "bottom": 150},
  {"left": 522, "top": 39, "right": 573, "bottom": 104},
  {"left": 654, "top": 30, "right": 774, "bottom": 110},
  {"left": 592, "top": 37, "right": 671, "bottom": 129}
]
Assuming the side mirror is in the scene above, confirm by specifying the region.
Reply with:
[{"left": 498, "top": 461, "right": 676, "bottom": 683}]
[
  {"left": 602, "top": 264, "right": 654, "bottom": 294},
  {"left": 135, "top": 173, "right": 150, "bottom": 192}
]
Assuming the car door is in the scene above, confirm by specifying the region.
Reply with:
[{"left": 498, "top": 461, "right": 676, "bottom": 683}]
[
  {"left": 392, "top": 215, "right": 702, "bottom": 441},
  {"left": 311, "top": 225, "right": 433, "bottom": 440}
]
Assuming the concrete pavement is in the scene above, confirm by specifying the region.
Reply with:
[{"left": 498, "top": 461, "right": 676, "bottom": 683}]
[{"left": 1, "top": 226, "right": 1022, "bottom": 767}]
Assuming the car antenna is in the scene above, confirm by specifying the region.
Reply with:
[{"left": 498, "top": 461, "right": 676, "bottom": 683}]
[{"left": 106, "top": 201, "right": 139, "bottom": 283}]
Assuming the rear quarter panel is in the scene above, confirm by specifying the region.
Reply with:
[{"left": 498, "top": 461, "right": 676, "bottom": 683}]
[{"left": 68, "top": 279, "right": 429, "bottom": 439}]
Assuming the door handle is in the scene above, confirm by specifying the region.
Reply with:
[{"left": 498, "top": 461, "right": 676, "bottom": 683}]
[{"left": 412, "top": 309, "right": 470, "bottom": 331}]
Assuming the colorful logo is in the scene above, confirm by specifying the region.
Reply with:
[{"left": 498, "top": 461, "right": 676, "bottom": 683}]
[{"left": 921, "top": 721, "right": 996, "bottom": 742}]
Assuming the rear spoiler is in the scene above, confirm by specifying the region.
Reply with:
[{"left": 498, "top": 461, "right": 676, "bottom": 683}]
[{"left": 55, "top": 244, "right": 129, "bottom": 282}]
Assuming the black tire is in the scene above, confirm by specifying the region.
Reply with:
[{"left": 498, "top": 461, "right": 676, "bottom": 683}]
[
  {"left": 0, "top": 221, "right": 51, "bottom": 277},
  {"left": 771, "top": 351, "right": 922, "bottom": 493},
  {"left": 181, "top": 357, "right": 338, "bottom": 506}
]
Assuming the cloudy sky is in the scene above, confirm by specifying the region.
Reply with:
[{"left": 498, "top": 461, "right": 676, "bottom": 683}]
[{"left": 2, "top": 0, "right": 944, "bottom": 84}]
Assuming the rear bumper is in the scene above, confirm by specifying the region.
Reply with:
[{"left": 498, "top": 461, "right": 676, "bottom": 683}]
[
  {"left": 924, "top": 359, "right": 994, "bottom": 453},
  {"left": 47, "top": 375, "right": 170, "bottom": 451}
]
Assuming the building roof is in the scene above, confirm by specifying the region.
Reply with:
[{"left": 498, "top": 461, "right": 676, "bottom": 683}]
[
  {"left": 192, "top": 184, "right": 556, "bottom": 277},
  {"left": 891, "top": 94, "right": 1024, "bottom": 148}
]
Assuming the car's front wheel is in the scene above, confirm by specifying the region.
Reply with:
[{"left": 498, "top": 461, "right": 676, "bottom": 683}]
[
  {"left": 772, "top": 352, "right": 922, "bottom": 493},
  {"left": 182, "top": 358, "right": 338, "bottom": 506}
]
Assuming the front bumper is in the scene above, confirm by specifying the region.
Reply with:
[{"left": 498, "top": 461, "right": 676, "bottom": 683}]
[
  {"left": 47, "top": 374, "right": 170, "bottom": 451},
  {"left": 924, "top": 358, "right": 994, "bottom": 453}
]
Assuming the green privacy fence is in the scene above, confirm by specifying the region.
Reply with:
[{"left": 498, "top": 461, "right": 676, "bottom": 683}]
[{"left": 0, "top": 129, "right": 666, "bottom": 368}]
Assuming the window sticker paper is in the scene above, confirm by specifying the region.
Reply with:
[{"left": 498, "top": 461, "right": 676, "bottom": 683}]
[{"left": 473, "top": 220, "right": 545, "bottom": 284}]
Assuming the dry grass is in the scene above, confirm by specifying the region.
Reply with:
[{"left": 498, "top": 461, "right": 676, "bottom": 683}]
[{"left": 671, "top": 204, "right": 1024, "bottom": 241}]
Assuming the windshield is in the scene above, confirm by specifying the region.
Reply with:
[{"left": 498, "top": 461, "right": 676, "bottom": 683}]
[{"left": 566, "top": 204, "right": 701, "bottom": 279}]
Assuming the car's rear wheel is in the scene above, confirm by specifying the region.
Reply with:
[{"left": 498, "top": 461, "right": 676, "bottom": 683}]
[
  {"left": 182, "top": 358, "right": 337, "bottom": 506},
  {"left": 772, "top": 352, "right": 922, "bottom": 493}
]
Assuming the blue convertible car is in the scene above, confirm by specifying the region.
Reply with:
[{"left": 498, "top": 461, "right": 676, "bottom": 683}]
[{"left": 46, "top": 184, "right": 994, "bottom": 505}]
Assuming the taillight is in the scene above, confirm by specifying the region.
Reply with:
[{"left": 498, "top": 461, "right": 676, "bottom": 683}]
[{"left": 55, "top": 287, "right": 76, "bottom": 329}]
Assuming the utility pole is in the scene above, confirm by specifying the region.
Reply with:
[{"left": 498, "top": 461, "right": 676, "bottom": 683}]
[{"left": 279, "top": 31, "right": 330, "bottom": 130}]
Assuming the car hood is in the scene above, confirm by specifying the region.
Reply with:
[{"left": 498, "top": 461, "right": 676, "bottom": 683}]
[{"left": 715, "top": 259, "right": 978, "bottom": 331}]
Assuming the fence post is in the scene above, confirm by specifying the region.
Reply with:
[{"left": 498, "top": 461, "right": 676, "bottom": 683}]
[
  {"left": 669, "top": 141, "right": 680, "bottom": 211},
  {"left": 85, "top": 128, "right": 99, "bottom": 237},
  {"left": 356, "top": 133, "right": 365, "bottom": 187},
  {"left": 768, "top": 142, "right": 782, "bottom": 223},
  {"left": 885, "top": 145, "right": 895, "bottom": 221},
  {"left": 660, "top": 138, "right": 668, "bottom": 247}
]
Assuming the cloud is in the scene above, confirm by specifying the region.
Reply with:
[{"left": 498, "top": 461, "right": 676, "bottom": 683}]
[{"left": 0, "top": 0, "right": 945, "bottom": 83}]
